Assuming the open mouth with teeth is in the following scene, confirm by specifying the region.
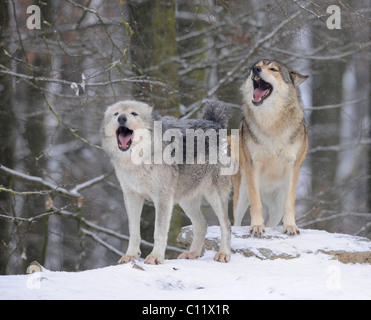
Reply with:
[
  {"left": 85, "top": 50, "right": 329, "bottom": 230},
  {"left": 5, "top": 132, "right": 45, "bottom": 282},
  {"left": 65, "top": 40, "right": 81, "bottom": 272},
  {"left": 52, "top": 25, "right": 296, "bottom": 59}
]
[
  {"left": 116, "top": 126, "right": 133, "bottom": 151},
  {"left": 252, "top": 76, "right": 273, "bottom": 106}
]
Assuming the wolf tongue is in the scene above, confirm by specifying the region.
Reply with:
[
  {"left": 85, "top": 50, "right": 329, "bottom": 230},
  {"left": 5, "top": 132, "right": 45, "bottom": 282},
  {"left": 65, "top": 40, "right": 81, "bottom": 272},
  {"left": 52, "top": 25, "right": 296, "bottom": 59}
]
[
  {"left": 119, "top": 132, "right": 132, "bottom": 148},
  {"left": 253, "top": 88, "right": 267, "bottom": 101}
]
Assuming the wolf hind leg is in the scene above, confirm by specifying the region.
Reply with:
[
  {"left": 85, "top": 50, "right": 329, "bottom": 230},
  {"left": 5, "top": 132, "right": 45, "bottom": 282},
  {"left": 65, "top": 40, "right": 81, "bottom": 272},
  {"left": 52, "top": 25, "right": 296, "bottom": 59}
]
[
  {"left": 178, "top": 197, "right": 207, "bottom": 260},
  {"left": 205, "top": 190, "right": 231, "bottom": 263}
]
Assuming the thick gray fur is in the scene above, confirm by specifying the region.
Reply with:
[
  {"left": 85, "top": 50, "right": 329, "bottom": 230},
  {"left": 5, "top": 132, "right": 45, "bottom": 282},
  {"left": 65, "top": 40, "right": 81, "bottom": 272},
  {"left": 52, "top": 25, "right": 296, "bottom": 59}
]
[{"left": 101, "top": 100, "right": 232, "bottom": 265}]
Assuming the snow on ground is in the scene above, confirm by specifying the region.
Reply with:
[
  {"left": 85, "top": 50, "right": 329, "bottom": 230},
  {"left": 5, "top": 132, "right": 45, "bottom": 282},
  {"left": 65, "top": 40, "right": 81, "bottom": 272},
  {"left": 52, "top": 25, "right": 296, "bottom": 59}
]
[{"left": 1, "top": 227, "right": 371, "bottom": 300}]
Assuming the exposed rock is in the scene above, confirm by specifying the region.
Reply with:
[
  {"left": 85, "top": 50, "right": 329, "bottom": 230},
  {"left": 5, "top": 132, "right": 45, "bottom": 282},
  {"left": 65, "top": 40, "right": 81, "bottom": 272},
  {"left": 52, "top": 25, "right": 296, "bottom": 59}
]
[
  {"left": 177, "top": 226, "right": 371, "bottom": 264},
  {"left": 132, "top": 262, "right": 145, "bottom": 271},
  {"left": 319, "top": 250, "right": 371, "bottom": 264},
  {"left": 26, "top": 261, "right": 43, "bottom": 273}
]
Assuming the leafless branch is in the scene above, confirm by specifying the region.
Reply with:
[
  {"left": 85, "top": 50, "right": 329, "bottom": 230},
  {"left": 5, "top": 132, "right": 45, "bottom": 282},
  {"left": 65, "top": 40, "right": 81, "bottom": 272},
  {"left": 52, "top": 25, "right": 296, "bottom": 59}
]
[
  {"left": 82, "top": 228, "right": 124, "bottom": 257},
  {"left": 298, "top": 211, "right": 371, "bottom": 228},
  {"left": 65, "top": 0, "right": 131, "bottom": 59},
  {"left": 305, "top": 97, "right": 369, "bottom": 111},
  {"left": 268, "top": 41, "right": 371, "bottom": 61},
  {"left": 308, "top": 139, "right": 371, "bottom": 154},
  {"left": 42, "top": 95, "right": 103, "bottom": 150},
  {"left": 0, "top": 207, "right": 63, "bottom": 223},
  {"left": 0, "top": 164, "right": 114, "bottom": 199},
  {"left": 0, "top": 186, "right": 51, "bottom": 196},
  {"left": 206, "top": 10, "right": 302, "bottom": 98},
  {"left": 58, "top": 208, "right": 185, "bottom": 254},
  {"left": 0, "top": 163, "right": 81, "bottom": 198},
  {"left": 0, "top": 64, "right": 166, "bottom": 90},
  {"left": 291, "top": 0, "right": 327, "bottom": 24},
  {"left": 70, "top": 170, "right": 114, "bottom": 195}
]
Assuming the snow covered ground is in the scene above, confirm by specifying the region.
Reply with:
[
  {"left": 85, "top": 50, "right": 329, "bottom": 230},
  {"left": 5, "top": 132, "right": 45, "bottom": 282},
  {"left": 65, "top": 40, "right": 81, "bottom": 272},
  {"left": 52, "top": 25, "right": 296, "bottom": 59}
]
[{"left": 1, "top": 227, "right": 371, "bottom": 300}]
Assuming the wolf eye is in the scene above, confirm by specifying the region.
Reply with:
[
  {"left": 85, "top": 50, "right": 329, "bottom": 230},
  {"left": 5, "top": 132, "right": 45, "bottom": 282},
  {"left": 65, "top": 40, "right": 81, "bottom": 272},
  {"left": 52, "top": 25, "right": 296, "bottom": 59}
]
[
  {"left": 113, "top": 112, "right": 119, "bottom": 116},
  {"left": 270, "top": 67, "right": 278, "bottom": 72},
  {"left": 131, "top": 112, "right": 138, "bottom": 116}
]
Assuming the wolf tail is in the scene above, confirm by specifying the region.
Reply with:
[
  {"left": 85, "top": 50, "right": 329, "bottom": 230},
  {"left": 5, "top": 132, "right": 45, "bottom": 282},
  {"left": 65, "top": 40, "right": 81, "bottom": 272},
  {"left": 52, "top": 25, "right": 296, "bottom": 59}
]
[{"left": 201, "top": 101, "right": 229, "bottom": 128}]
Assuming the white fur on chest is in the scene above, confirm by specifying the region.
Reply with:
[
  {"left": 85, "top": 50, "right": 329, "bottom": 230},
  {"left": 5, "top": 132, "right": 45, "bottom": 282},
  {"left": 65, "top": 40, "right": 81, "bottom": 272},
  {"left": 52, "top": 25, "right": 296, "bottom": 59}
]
[
  {"left": 247, "top": 134, "right": 299, "bottom": 190},
  {"left": 114, "top": 162, "right": 173, "bottom": 199},
  {"left": 249, "top": 135, "right": 297, "bottom": 162}
]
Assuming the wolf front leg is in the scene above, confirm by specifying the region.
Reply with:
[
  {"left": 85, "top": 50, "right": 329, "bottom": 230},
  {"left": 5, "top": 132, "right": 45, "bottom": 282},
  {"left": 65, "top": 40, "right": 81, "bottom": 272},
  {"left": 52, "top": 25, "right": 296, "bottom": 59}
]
[
  {"left": 244, "top": 161, "right": 265, "bottom": 237},
  {"left": 144, "top": 196, "right": 174, "bottom": 265},
  {"left": 282, "top": 163, "right": 300, "bottom": 236},
  {"left": 118, "top": 192, "right": 144, "bottom": 264},
  {"left": 282, "top": 137, "right": 307, "bottom": 235}
]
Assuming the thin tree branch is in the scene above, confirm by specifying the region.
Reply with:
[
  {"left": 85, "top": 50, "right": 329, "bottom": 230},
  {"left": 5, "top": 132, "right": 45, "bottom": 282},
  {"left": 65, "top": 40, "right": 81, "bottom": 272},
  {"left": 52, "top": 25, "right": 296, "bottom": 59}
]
[
  {"left": 298, "top": 212, "right": 371, "bottom": 228},
  {"left": 0, "top": 163, "right": 81, "bottom": 198},
  {"left": 42, "top": 94, "right": 102, "bottom": 150},
  {"left": 0, "top": 207, "right": 62, "bottom": 223},
  {"left": 0, "top": 164, "right": 114, "bottom": 199},
  {"left": 267, "top": 41, "right": 371, "bottom": 61},
  {"left": 308, "top": 139, "right": 371, "bottom": 154},
  {"left": 70, "top": 170, "right": 114, "bottom": 195},
  {"left": 0, "top": 186, "right": 51, "bottom": 196},
  {"left": 82, "top": 228, "right": 124, "bottom": 257},
  {"left": 206, "top": 10, "right": 302, "bottom": 98},
  {"left": 0, "top": 64, "right": 166, "bottom": 90},
  {"left": 58, "top": 209, "right": 185, "bottom": 254},
  {"left": 305, "top": 97, "right": 369, "bottom": 111}
]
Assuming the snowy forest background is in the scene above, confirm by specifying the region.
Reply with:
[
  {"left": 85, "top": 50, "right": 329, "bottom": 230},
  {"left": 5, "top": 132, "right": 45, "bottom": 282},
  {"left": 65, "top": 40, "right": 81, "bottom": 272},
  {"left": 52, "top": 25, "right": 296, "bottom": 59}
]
[{"left": 0, "top": 0, "right": 370, "bottom": 275}]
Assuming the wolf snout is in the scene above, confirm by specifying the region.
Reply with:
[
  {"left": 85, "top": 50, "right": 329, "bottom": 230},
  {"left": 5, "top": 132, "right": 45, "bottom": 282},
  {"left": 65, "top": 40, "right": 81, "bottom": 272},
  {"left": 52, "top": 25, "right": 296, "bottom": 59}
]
[
  {"left": 252, "top": 65, "right": 262, "bottom": 75},
  {"left": 118, "top": 115, "right": 127, "bottom": 125}
]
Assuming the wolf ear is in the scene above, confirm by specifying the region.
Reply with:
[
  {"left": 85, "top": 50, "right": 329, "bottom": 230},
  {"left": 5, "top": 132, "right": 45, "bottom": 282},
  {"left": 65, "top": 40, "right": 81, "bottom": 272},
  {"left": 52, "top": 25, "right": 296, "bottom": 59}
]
[{"left": 290, "top": 71, "right": 309, "bottom": 87}]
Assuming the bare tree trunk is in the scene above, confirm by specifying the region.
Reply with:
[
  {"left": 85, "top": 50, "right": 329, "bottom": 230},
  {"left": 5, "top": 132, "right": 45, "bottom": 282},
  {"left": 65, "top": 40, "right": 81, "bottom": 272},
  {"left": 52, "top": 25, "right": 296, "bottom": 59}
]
[
  {"left": 0, "top": 0, "right": 14, "bottom": 275},
  {"left": 19, "top": 1, "right": 52, "bottom": 271},
  {"left": 128, "top": 0, "right": 180, "bottom": 113},
  {"left": 309, "top": 15, "right": 347, "bottom": 230}
]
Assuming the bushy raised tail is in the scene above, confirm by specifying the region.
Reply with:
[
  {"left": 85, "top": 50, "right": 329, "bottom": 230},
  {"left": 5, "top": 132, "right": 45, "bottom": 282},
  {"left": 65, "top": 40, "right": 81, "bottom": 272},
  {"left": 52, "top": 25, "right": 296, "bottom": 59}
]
[{"left": 201, "top": 101, "right": 229, "bottom": 129}]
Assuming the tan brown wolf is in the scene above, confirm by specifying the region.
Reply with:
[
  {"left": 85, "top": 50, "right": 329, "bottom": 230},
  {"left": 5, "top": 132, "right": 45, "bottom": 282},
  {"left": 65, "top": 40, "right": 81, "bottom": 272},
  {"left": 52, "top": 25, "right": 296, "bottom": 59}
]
[{"left": 233, "top": 59, "right": 309, "bottom": 236}]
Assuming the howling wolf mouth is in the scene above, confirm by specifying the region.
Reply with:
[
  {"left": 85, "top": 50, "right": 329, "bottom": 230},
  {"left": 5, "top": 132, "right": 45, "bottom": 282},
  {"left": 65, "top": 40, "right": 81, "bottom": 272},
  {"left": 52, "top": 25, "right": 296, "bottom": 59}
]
[
  {"left": 116, "top": 126, "right": 133, "bottom": 151},
  {"left": 252, "top": 76, "right": 273, "bottom": 106}
]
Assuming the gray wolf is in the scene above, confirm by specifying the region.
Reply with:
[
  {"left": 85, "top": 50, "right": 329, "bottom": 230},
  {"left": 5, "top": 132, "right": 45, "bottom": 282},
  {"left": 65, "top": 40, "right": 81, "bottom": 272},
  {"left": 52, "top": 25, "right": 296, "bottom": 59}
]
[
  {"left": 233, "top": 59, "right": 309, "bottom": 236},
  {"left": 101, "top": 100, "right": 232, "bottom": 264}
]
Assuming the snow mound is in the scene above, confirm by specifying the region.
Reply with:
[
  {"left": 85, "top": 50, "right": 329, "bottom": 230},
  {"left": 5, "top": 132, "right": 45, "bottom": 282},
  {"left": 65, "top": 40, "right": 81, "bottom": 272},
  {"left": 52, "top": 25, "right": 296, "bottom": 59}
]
[
  {"left": 178, "top": 226, "right": 371, "bottom": 264},
  {"left": 1, "top": 227, "right": 371, "bottom": 300}
]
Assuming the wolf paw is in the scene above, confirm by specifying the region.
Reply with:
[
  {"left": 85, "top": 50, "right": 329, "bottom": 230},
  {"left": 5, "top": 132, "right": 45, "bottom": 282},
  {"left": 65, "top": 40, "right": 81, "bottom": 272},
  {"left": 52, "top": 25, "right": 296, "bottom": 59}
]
[
  {"left": 118, "top": 255, "right": 136, "bottom": 264},
  {"left": 250, "top": 225, "right": 265, "bottom": 237},
  {"left": 144, "top": 253, "right": 164, "bottom": 265},
  {"left": 177, "top": 251, "right": 199, "bottom": 260},
  {"left": 284, "top": 225, "right": 300, "bottom": 236},
  {"left": 214, "top": 252, "right": 231, "bottom": 263}
]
